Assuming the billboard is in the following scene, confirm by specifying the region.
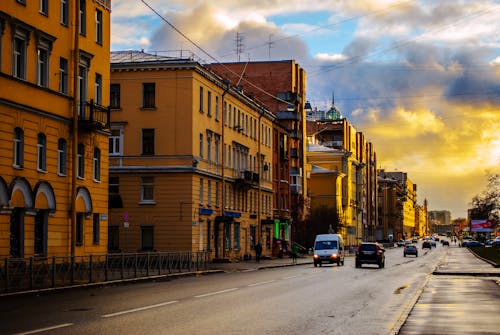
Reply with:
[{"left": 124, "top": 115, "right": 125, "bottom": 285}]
[{"left": 470, "top": 219, "right": 494, "bottom": 233}]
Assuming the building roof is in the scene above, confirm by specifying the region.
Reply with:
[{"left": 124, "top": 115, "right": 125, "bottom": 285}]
[
  {"left": 111, "top": 50, "right": 192, "bottom": 64},
  {"left": 307, "top": 143, "right": 341, "bottom": 152}
]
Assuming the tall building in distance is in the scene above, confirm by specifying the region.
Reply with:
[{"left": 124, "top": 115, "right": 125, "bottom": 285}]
[{"left": 0, "top": 1, "right": 111, "bottom": 258}]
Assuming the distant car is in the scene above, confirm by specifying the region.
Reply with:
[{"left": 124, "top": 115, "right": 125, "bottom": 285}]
[
  {"left": 404, "top": 245, "right": 418, "bottom": 257},
  {"left": 430, "top": 240, "right": 437, "bottom": 248},
  {"left": 412, "top": 237, "right": 418, "bottom": 243},
  {"left": 397, "top": 239, "right": 405, "bottom": 247},
  {"left": 462, "top": 240, "right": 485, "bottom": 247},
  {"left": 441, "top": 240, "right": 449, "bottom": 246},
  {"left": 422, "top": 241, "right": 432, "bottom": 249},
  {"left": 355, "top": 242, "right": 385, "bottom": 268},
  {"left": 492, "top": 236, "right": 500, "bottom": 247}
]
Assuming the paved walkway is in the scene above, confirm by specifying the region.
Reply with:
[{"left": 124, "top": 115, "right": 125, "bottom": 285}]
[{"left": 398, "top": 246, "right": 500, "bottom": 335}]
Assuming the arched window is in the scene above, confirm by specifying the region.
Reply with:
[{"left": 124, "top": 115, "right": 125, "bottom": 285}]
[
  {"left": 13, "top": 127, "right": 24, "bottom": 168},
  {"left": 37, "top": 133, "right": 46, "bottom": 171}
]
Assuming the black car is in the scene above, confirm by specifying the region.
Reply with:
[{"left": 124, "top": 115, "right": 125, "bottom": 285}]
[
  {"left": 355, "top": 242, "right": 385, "bottom": 268},
  {"left": 462, "top": 240, "right": 485, "bottom": 247},
  {"left": 422, "top": 241, "right": 432, "bottom": 249}
]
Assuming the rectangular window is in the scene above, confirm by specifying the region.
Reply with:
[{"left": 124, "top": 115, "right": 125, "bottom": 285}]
[
  {"left": 215, "top": 182, "right": 220, "bottom": 207},
  {"left": 141, "top": 226, "right": 154, "bottom": 251},
  {"left": 199, "top": 133, "right": 203, "bottom": 158},
  {"left": 110, "top": 84, "right": 120, "bottom": 109},
  {"left": 78, "top": 65, "right": 88, "bottom": 117},
  {"left": 215, "top": 96, "right": 219, "bottom": 121},
  {"left": 142, "top": 128, "right": 155, "bottom": 155},
  {"left": 109, "top": 128, "right": 122, "bottom": 155},
  {"left": 141, "top": 177, "right": 154, "bottom": 202},
  {"left": 93, "top": 148, "right": 101, "bottom": 181},
  {"left": 207, "top": 133, "right": 212, "bottom": 162},
  {"left": 199, "top": 86, "right": 203, "bottom": 112},
  {"left": 93, "top": 213, "right": 100, "bottom": 244},
  {"left": 95, "top": 9, "right": 103, "bottom": 44},
  {"left": 225, "top": 223, "right": 231, "bottom": 251},
  {"left": 142, "top": 83, "right": 155, "bottom": 108},
  {"left": 77, "top": 143, "right": 84, "bottom": 178},
  {"left": 57, "top": 139, "right": 67, "bottom": 175},
  {"left": 215, "top": 135, "right": 220, "bottom": 164},
  {"left": 199, "top": 178, "right": 204, "bottom": 204},
  {"left": 13, "top": 128, "right": 24, "bottom": 168},
  {"left": 37, "top": 133, "right": 46, "bottom": 172},
  {"left": 76, "top": 213, "right": 84, "bottom": 246},
  {"left": 207, "top": 91, "right": 212, "bottom": 116},
  {"left": 59, "top": 58, "right": 68, "bottom": 94},
  {"left": 40, "top": 0, "right": 48, "bottom": 15},
  {"left": 13, "top": 37, "right": 26, "bottom": 79},
  {"left": 60, "top": 0, "right": 69, "bottom": 25},
  {"left": 79, "top": 0, "right": 86, "bottom": 35},
  {"left": 207, "top": 180, "right": 212, "bottom": 206},
  {"left": 234, "top": 222, "right": 240, "bottom": 250},
  {"left": 95, "top": 73, "right": 102, "bottom": 105}
]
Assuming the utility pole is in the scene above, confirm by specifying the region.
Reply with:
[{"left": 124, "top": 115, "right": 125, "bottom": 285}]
[{"left": 235, "top": 32, "right": 244, "bottom": 62}]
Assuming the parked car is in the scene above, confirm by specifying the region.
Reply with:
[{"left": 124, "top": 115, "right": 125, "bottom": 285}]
[
  {"left": 462, "top": 240, "right": 485, "bottom": 247},
  {"left": 492, "top": 236, "right": 500, "bottom": 247},
  {"left": 404, "top": 244, "right": 418, "bottom": 257},
  {"left": 355, "top": 242, "right": 385, "bottom": 268},
  {"left": 422, "top": 241, "right": 432, "bottom": 249}
]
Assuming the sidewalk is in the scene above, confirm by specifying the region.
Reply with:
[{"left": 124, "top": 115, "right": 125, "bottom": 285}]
[
  {"left": 397, "top": 246, "right": 500, "bottom": 335},
  {"left": 208, "top": 254, "right": 313, "bottom": 272}
]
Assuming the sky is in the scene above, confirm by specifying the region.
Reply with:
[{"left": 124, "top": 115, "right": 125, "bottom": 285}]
[{"left": 110, "top": 0, "right": 500, "bottom": 219}]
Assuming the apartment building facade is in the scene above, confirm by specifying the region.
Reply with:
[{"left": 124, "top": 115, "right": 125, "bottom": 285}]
[
  {"left": 207, "top": 60, "right": 309, "bottom": 248},
  {"left": 0, "top": 0, "right": 111, "bottom": 258},
  {"left": 108, "top": 51, "right": 275, "bottom": 260}
]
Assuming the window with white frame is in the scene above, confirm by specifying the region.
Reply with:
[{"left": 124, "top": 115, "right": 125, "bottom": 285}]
[
  {"left": 77, "top": 143, "right": 84, "bottom": 178},
  {"left": 40, "top": 0, "right": 48, "bottom": 15},
  {"left": 207, "top": 91, "right": 212, "bottom": 117},
  {"left": 93, "top": 148, "right": 101, "bottom": 181},
  {"left": 79, "top": 0, "right": 86, "bottom": 35},
  {"left": 13, "top": 35, "right": 27, "bottom": 80},
  {"left": 78, "top": 64, "right": 88, "bottom": 117},
  {"left": 37, "top": 133, "right": 46, "bottom": 172},
  {"left": 57, "top": 138, "right": 67, "bottom": 175},
  {"left": 13, "top": 127, "right": 24, "bottom": 168},
  {"left": 215, "top": 96, "right": 219, "bottom": 121},
  {"left": 95, "top": 73, "right": 102, "bottom": 105},
  {"left": 60, "top": 0, "right": 69, "bottom": 25},
  {"left": 109, "top": 127, "right": 122, "bottom": 156},
  {"left": 95, "top": 9, "right": 103, "bottom": 44},
  {"left": 110, "top": 84, "right": 120, "bottom": 109},
  {"left": 59, "top": 57, "right": 68, "bottom": 94},
  {"left": 36, "top": 36, "right": 53, "bottom": 87},
  {"left": 141, "top": 177, "right": 154, "bottom": 202}
]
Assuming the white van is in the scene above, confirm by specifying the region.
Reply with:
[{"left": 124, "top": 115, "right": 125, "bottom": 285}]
[{"left": 313, "top": 234, "right": 345, "bottom": 267}]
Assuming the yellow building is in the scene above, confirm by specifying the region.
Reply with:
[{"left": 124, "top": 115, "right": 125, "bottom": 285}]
[
  {"left": 0, "top": 1, "right": 111, "bottom": 258},
  {"left": 108, "top": 51, "right": 275, "bottom": 260}
]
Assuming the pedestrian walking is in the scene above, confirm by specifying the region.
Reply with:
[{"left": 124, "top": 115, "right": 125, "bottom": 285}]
[
  {"left": 291, "top": 243, "right": 299, "bottom": 264},
  {"left": 254, "top": 242, "right": 262, "bottom": 263}
]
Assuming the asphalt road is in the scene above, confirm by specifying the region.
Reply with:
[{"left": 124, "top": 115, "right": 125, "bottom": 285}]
[{"left": 0, "top": 244, "right": 448, "bottom": 335}]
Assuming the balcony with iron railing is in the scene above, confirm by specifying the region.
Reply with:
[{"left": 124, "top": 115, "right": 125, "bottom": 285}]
[
  {"left": 78, "top": 99, "right": 110, "bottom": 131},
  {"left": 235, "top": 170, "right": 259, "bottom": 188}
]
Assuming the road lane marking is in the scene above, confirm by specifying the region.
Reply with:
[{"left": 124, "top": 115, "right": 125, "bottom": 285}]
[
  {"left": 282, "top": 275, "right": 298, "bottom": 280},
  {"left": 194, "top": 288, "right": 239, "bottom": 298},
  {"left": 248, "top": 280, "right": 276, "bottom": 287},
  {"left": 15, "top": 323, "right": 74, "bottom": 335},
  {"left": 102, "top": 301, "right": 179, "bottom": 318}
]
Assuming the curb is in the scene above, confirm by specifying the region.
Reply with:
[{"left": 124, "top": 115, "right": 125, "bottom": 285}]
[
  {"left": 0, "top": 269, "right": 224, "bottom": 298},
  {"left": 466, "top": 248, "right": 500, "bottom": 268}
]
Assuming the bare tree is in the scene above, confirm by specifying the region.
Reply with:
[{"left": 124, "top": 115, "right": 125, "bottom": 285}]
[{"left": 470, "top": 173, "right": 500, "bottom": 228}]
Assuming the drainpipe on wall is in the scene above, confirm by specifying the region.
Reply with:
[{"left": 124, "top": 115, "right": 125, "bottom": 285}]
[{"left": 70, "top": 1, "right": 80, "bottom": 258}]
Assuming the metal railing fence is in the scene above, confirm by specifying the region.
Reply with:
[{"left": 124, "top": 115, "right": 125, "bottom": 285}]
[{"left": 0, "top": 251, "right": 209, "bottom": 294}]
